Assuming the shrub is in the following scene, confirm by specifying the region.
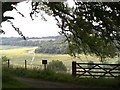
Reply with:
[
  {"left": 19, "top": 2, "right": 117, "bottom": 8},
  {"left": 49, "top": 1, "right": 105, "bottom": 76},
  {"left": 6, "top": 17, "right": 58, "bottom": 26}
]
[
  {"left": 87, "top": 61, "right": 94, "bottom": 68},
  {"left": 47, "top": 60, "right": 67, "bottom": 72},
  {"left": 1, "top": 56, "right": 9, "bottom": 66}
]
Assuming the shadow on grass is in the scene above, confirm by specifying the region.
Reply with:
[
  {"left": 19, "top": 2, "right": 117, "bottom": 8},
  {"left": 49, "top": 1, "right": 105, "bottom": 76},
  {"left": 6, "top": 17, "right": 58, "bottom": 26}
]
[{"left": 2, "top": 66, "right": 31, "bottom": 88}]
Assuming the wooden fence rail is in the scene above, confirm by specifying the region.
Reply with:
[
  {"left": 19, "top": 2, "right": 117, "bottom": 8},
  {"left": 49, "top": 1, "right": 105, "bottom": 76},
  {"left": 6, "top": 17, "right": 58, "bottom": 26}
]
[
  {"left": 72, "top": 61, "right": 120, "bottom": 78},
  {"left": 7, "top": 60, "right": 45, "bottom": 70}
]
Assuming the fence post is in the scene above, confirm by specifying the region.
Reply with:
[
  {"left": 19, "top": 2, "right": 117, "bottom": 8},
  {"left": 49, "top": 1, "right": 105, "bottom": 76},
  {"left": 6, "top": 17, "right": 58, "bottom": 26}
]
[
  {"left": 25, "top": 60, "right": 27, "bottom": 69},
  {"left": 8, "top": 59, "right": 10, "bottom": 68},
  {"left": 72, "top": 61, "right": 76, "bottom": 76}
]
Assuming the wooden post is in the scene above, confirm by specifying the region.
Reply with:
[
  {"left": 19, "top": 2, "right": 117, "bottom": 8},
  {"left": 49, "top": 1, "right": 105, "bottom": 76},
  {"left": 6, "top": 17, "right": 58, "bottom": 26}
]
[
  {"left": 25, "top": 60, "right": 27, "bottom": 69},
  {"left": 8, "top": 59, "right": 10, "bottom": 68},
  {"left": 44, "top": 64, "right": 47, "bottom": 70},
  {"left": 72, "top": 61, "right": 76, "bottom": 76}
]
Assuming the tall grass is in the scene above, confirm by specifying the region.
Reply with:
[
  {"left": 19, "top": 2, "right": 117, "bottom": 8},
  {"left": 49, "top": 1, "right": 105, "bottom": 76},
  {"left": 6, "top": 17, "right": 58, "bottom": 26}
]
[{"left": 2, "top": 66, "right": 31, "bottom": 88}]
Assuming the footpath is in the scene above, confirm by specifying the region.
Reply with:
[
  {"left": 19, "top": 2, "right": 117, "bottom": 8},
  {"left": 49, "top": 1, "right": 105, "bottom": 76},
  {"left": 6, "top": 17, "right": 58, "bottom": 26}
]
[{"left": 15, "top": 77, "right": 117, "bottom": 89}]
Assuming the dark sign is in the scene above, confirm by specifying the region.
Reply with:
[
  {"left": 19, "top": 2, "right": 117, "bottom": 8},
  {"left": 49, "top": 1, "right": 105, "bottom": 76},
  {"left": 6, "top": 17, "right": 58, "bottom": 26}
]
[{"left": 42, "top": 60, "right": 47, "bottom": 64}]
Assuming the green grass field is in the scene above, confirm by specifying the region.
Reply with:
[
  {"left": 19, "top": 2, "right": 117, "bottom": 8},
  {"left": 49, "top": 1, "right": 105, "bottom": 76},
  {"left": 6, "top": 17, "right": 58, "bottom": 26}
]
[{"left": 0, "top": 45, "right": 119, "bottom": 69}]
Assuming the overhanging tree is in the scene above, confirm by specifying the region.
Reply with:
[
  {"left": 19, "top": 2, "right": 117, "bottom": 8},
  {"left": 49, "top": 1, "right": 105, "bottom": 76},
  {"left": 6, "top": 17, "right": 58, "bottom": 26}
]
[
  {"left": 31, "top": 1, "right": 120, "bottom": 60},
  {"left": 1, "top": 1, "right": 120, "bottom": 60},
  {"left": 1, "top": 2, "right": 26, "bottom": 39}
]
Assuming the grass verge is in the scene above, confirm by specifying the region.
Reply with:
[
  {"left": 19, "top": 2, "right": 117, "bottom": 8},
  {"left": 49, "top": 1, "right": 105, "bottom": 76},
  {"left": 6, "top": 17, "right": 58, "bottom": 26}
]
[
  {"left": 2, "top": 66, "right": 31, "bottom": 88},
  {"left": 4, "top": 66, "right": 120, "bottom": 89}
]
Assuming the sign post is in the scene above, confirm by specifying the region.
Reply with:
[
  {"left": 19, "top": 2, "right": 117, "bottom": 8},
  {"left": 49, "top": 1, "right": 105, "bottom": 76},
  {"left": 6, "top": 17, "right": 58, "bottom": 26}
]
[
  {"left": 25, "top": 60, "right": 27, "bottom": 69},
  {"left": 8, "top": 59, "right": 10, "bottom": 68},
  {"left": 42, "top": 60, "right": 47, "bottom": 70}
]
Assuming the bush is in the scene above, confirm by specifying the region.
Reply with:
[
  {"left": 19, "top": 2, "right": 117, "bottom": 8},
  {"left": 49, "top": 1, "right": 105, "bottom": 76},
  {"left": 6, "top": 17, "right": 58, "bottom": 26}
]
[
  {"left": 47, "top": 60, "right": 67, "bottom": 72},
  {"left": 87, "top": 61, "right": 94, "bottom": 68},
  {"left": 1, "top": 56, "right": 9, "bottom": 66}
]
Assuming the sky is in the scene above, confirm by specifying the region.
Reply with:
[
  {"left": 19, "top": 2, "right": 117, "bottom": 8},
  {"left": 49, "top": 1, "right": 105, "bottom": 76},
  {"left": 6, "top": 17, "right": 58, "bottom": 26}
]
[{"left": 1, "top": 1, "right": 69, "bottom": 37}]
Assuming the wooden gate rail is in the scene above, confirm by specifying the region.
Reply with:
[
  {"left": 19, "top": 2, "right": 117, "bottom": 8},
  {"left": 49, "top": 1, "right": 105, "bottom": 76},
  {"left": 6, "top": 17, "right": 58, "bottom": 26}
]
[{"left": 72, "top": 61, "right": 120, "bottom": 78}]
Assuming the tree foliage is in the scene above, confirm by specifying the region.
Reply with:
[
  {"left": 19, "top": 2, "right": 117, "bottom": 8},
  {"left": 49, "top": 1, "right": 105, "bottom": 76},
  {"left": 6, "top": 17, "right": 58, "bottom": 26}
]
[
  {"left": 1, "top": 56, "right": 9, "bottom": 65},
  {"left": 35, "top": 36, "right": 68, "bottom": 54},
  {"left": 39, "top": 2, "right": 120, "bottom": 58},
  {"left": 1, "top": 1, "right": 120, "bottom": 59},
  {"left": 1, "top": 2, "right": 26, "bottom": 39}
]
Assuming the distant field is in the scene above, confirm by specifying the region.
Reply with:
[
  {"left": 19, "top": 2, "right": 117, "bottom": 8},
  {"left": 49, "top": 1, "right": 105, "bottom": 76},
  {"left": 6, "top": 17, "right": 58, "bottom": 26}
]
[
  {"left": 0, "top": 45, "right": 119, "bottom": 69},
  {"left": 0, "top": 45, "right": 21, "bottom": 50},
  {"left": 28, "top": 38, "right": 55, "bottom": 41}
]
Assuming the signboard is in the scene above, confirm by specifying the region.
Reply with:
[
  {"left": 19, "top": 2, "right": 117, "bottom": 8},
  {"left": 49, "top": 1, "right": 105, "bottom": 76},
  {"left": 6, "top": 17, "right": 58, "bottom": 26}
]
[{"left": 42, "top": 60, "right": 47, "bottom": 64}]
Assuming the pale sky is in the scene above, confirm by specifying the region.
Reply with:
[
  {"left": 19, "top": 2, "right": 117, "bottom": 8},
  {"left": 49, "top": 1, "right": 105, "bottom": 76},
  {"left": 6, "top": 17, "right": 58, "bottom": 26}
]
[
  {"left": 1, "top": 0, "right": 75, "bottom": 37},
  {"left": 1, "top": 1, "right": 63, "bottom": 37}
]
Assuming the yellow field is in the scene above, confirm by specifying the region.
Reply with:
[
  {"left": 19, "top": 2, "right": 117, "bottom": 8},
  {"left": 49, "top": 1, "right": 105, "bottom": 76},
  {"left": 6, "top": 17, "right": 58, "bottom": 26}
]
[{"left": 0, "top": 46, "right": 118, "bottom": 69}]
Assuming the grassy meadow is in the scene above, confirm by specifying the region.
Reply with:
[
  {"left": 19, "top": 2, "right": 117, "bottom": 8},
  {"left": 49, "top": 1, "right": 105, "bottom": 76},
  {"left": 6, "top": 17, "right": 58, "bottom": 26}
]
[{"left": 0, "top": 45, "right": 119, "bottom": 69}]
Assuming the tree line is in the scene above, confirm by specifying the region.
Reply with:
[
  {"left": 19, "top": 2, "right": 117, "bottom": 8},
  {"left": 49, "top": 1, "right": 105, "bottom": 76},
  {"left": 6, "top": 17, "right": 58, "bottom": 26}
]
[
  {"left": 0, "top": 37, "right": 40, "bottom": 46},
  {"left": 35, "top": 36, "right": 68, "bottom": 54},
  {"left": 1, "top": 36, "right": 69, "bottom": 54},
  {"left": 0, "top": 36, "right": 60, "bottom": 46}
]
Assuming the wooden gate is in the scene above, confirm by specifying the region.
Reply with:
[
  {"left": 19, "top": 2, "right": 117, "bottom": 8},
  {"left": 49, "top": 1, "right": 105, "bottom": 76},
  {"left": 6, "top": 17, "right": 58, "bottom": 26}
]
[{"left": 72, "top": 61, "right": 120, "bottom": 78}]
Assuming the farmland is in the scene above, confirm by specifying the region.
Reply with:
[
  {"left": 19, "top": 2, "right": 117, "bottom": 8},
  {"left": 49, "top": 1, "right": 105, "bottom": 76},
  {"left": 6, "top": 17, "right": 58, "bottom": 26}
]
[{"left": 1, "top": 45, "right": 119, "bottom": 69}]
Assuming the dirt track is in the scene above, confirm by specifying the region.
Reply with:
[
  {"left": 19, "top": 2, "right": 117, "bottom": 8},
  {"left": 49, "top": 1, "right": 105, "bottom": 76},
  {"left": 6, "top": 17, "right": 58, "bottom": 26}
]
[{"left": 15, "top": 77, "right": 117, "bottom": 89}]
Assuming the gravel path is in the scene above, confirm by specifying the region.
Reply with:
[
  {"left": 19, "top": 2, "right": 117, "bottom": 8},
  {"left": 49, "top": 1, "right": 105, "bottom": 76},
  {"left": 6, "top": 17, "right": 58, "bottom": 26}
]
[{"left": 15, "top": 77, "right": 116, "bottom": 89}]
